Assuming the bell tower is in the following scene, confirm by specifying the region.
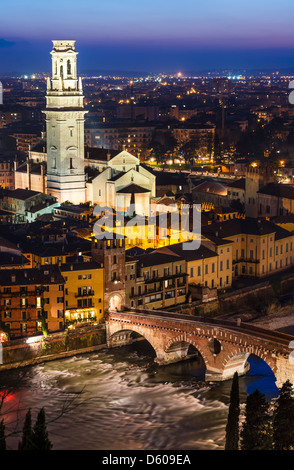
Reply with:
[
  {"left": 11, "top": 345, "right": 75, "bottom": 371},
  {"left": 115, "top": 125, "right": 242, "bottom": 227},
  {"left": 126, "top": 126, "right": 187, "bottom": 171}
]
[{"left": 44, "top": 40, "right": 86, "bottom": 204}]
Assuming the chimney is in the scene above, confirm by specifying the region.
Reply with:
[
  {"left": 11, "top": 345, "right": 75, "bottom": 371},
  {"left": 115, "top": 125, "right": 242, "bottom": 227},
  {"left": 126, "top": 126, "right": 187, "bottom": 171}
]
[
  {"left": 27, "top": 160, "right": 31, "bottom": 190},
  {"left": 70, "top": 265, "right": 73, "bottom": 271},
  {"left": 107, "top": 151, "right": 111, "bottom": 161},
  {"left": 14, "top": 155, "right": 18, "bottom": 171}
]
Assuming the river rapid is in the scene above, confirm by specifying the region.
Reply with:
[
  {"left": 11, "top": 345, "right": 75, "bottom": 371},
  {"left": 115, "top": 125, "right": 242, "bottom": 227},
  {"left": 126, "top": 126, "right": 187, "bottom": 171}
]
[{"left": 0, "top": 340, "right": 279, "bottom": 450}]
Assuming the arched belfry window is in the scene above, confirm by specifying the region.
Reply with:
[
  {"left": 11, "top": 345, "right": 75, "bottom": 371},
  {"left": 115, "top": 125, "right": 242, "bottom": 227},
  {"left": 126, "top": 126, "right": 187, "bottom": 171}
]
[{"left": 67, "top": 60, "right": 71, "bottom": 76}]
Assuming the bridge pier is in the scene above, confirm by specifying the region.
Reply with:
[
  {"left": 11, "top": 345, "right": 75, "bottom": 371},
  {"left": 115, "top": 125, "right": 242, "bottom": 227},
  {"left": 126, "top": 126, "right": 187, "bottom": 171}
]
[
  {"left": 155, "top": 341, "right": 198, "bottom": 366},
  {"left": 206, "top": 357, "right": 250, "bottom": 382}
]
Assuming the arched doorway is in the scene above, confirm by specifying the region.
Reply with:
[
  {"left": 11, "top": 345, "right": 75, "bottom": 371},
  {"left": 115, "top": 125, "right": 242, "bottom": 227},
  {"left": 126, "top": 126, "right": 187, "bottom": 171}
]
[{"left": 109, "top": 294, "right": 122, "bottom": 311}]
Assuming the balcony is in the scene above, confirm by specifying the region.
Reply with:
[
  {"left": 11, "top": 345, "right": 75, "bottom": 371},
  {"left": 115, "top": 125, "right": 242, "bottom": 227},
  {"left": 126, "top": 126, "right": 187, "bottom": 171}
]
[{"left": 75, "top": 290, "right": 95, "bottom": 297}]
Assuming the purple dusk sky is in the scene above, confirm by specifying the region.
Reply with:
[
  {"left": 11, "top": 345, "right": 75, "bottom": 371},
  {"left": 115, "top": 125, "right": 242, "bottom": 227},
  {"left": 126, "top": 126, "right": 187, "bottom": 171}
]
[{"left": 1, "top": 0, "right": 294, "bottom": 73}]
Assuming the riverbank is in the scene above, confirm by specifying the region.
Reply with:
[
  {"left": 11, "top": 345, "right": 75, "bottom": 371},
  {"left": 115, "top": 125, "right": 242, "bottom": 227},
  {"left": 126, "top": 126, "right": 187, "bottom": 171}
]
[{"left": 0, "top": 325, "right": 107, "bottom": 371}]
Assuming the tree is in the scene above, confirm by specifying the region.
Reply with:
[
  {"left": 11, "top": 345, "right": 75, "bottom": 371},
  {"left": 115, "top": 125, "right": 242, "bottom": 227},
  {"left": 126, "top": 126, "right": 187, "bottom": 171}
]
[
  {"left": 273, "top": 380, "right": 294, "bottom": 450},
  {"left": 31, "top": 408, "right": 52, "bottom": 450},
  {"left": 0, "top": 419, "right": 6, "bottom": 450},
  {"left": 225, "top": 371, "right": 240, "bottom": 450},
  {"left": 240, "top": 389, "right": 272, "bottom": 450},
  {"left": 18, "top": 409, "right": 34, "bottom": 450}
]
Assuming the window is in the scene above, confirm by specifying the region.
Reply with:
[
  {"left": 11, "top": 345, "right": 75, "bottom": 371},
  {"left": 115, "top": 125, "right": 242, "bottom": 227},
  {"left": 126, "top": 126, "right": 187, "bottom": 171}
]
[
  {"left": 212, "top": 263, "right": 215, "bottom": 273},
  {"left": 190, "top": 267, "right": 194, "bottom": 277},
  {"left": 197, "top": 266, "right": 201, "bottom": 276},
  {"left": 226, "top": 260, "right": 230, "bottom": 269},
  {"left": 250, "top": 250, "right": 254, "bottom": 260},
  {"left": 205, "top": 265, "right": 208, "bottom": 275}
]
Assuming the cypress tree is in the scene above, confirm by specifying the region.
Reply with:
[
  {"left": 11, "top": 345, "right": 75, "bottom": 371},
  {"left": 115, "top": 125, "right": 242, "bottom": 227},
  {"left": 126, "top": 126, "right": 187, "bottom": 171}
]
[
  {"left": 0, "top": 419, "right": 6, "bottom": 450},
  {"left": 240, "top": 389, "right": 272, "bottom": 450},
  {"left": 225, "top": 371, "right": 240, "bottom": 450},
  {"left": 273, "top": 380, "right": 294, "bottom": 450},
  {"left": 18, "top": 409, "right": 34, "bottom": 450},
  {"left": 31, "top": 408, "right": 52, "bottom": 450}
]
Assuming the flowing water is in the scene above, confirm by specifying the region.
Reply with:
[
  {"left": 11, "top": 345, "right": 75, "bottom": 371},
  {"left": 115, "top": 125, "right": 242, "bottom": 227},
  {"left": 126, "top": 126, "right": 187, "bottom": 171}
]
[{"left": 0, "top": 341, "right": 279, "bottom": 450}]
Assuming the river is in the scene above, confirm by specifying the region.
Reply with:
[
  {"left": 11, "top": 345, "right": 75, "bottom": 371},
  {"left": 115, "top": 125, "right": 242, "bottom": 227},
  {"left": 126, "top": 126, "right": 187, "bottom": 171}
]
[{"left": 0, "top": 340, "right": 279, "bottom": 451}]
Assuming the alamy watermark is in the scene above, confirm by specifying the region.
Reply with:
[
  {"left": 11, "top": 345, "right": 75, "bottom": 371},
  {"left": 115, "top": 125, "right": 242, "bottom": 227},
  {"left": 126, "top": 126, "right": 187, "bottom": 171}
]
[
  {"left": 289, "top": 80, "right": 294, "bottom": 105},
  {"left": 0, "top": 81, "right": 2, "bottom": 105},
  {"left": 93, "top": 202, "right": 201, "bottom": 250},
  {"left": 0, "top": 343, "right": 2, "bottom": 365}
]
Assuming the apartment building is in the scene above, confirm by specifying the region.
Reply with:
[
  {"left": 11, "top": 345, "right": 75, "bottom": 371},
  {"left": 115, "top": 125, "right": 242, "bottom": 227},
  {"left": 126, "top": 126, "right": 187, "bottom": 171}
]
[
  {"left": 60, "top": 262, "right": 104, "bottom": 326},
  {"left": 0, "top": 265, "right": 65, "bottom": 338}
]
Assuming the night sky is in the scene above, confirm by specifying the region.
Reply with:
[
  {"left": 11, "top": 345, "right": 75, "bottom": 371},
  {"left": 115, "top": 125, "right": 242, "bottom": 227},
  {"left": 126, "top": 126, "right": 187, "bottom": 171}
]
[{"left": 1, "top": 0, "right": 294, "bottom": 74}]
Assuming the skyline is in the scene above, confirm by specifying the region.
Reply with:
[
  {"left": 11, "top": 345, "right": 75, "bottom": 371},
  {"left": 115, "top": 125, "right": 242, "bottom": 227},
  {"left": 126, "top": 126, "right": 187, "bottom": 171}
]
[{"left": 1, "top": 0, "right": 294, "bottom": 73}]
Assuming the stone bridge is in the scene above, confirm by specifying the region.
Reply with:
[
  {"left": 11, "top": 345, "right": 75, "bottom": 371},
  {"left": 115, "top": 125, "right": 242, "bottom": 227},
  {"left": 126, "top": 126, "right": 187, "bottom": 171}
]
[{"left": 106, "top": 308, "right": 294, "bottom": 387}]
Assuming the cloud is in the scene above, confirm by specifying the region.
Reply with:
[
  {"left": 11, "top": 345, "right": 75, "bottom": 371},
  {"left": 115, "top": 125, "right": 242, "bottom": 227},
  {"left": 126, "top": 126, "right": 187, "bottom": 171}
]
[{"left": 0, "top": 38, "right": 15, "bottom": 48}]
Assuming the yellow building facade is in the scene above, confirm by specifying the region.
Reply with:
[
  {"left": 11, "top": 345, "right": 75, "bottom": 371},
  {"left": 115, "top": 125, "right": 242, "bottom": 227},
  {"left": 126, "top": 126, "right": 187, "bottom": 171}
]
[{"left": 60, "top": 262, "right": 104, "bottom": 326}]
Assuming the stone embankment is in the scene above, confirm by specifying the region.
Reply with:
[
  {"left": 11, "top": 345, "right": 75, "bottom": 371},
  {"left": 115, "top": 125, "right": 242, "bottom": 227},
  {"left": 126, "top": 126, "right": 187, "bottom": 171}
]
[{"left": 0, "top": 325, "right": 107, "bottom": 371}]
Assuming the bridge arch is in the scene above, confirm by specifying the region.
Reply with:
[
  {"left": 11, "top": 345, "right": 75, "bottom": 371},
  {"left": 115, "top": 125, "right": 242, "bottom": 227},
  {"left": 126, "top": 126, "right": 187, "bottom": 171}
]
[
  {"left": 165, "top": 335, "right": 209, "bottom": 369},
  {"left": 107, "top": 326, "right": 161, "bottom": 361},
  {"left": 222, "top": 347, "right": 277, "bottom": 382}
]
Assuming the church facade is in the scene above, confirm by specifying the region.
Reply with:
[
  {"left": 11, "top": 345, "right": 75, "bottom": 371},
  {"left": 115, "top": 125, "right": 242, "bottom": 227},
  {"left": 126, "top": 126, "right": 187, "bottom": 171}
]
[{"left": 86, "top": 149, "right": 156, "bottom": 215}]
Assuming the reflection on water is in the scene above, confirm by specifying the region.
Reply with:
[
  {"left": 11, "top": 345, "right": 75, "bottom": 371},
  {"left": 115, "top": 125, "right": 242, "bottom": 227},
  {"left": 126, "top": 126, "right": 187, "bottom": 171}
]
[{"left": 0, "top": 340, "right": 279, "bottom": 450}]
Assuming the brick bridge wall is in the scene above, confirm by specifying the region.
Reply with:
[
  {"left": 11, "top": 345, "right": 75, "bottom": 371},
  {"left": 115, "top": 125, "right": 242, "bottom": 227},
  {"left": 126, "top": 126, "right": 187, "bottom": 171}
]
[{"left": 106, "top": 311, "right": 294, "bottom": 387}]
